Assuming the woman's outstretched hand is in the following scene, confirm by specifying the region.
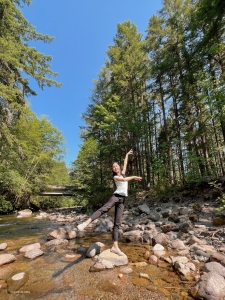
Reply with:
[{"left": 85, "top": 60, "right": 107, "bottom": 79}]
[
  {"left": 127, "top": 149, "right": 133, "bottom": 155},
  {"left": 134, "top": 176, "right": 142, "bottom": 181}
]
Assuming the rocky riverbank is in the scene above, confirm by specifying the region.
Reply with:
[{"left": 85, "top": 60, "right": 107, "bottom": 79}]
[{"left": 0, "top": 184, "right": 225, "bottom": 299}]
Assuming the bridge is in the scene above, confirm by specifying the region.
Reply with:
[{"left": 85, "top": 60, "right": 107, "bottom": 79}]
[{"left": 38, "top": 185, "right": 84, "bottom": 196}]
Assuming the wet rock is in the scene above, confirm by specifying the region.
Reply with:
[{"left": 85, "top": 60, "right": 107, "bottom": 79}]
[
  {"left": 140, "top": 272, "right": 151, "bottom": 280},
  {"left": 61, "top": 253, "right": 82, "bottom": 262},
  {"left": 48, "top": 228, "right": 76, "bottom": 240},
  {"left": 0, "top": 243, "right": 7, "bottom": 250},
  {"left": 123, "top": 230, "right": 143, "bottom": 243},
  {"left": 0, "top": 279, "right": 7, "bottom": 289},
  {"left": 0, "top": 254, "right": 16, "bottom": 266},
  {"left": 143, "top": 250, "right": 151, "bottom": 260},
  {"left": 0, "top": 265, "right": 14, "bottom": 280},
  {"left": 7, "top": 272, "right": 29, "bottom": 292},
  {"left": 119, "top": 266, "right": 133, "bottom": 274},
  {"left": 148, "top": 255, "right": 158, "bottom": 266},
  {"left": 97, "top": 279, "right": 122, "bottom": 295},
  {"left": 90, "top": 258, "right": 114, "bottom": 271},
  {"left": 24, "top": 248, "right": 44, "bottom": 259},
  {"left": 45, "top": 239, "right": 69, "bottom": 247},
  {"left": 93, "top": 249, "right": 128, "bottom": 270},
  {"left": 86, "top": 242, "right": 105, "bottom": 258},
  {"left": 19, "top": 242, "right": 41, "bottom": 253}
]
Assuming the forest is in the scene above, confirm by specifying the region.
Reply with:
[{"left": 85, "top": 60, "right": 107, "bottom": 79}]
[{"left": 0, "top": 0, "right": 225, "bottom": 212}]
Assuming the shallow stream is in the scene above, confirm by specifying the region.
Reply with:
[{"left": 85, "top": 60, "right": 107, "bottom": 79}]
[{"left": 0, "top": 214, "right": 196, "bottom": 300}]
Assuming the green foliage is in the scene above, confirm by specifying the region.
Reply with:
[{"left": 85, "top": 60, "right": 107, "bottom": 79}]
[
  {"left": 31, "top": 196, "right": 75, "bottom": 210},
  {"left": 209, "top": 181, "right": 225, "bottom": 212},
  {"left": 0, "top": 196, "right": 13, "bottom": 212}
]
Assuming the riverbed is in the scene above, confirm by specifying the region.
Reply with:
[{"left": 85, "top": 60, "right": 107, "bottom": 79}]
[{"left": 0, "top": 213, "right": 195, "bottom": 300}]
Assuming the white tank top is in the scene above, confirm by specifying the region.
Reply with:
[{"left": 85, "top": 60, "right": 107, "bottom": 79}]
[{"left": 113, "top": 175, "right": 128, "bottom": 196}]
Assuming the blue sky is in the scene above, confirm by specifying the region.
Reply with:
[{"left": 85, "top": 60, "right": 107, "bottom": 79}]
[{"left": 21, "top": 0, "right": 162, "bottom": 167}]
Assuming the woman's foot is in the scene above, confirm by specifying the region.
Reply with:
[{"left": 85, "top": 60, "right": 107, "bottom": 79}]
[
  {"left": 110, "top": 247, "right": 125, "bottom": 256},
  {"left": 77, "top": 222, "right": 87, "bottom": 231}
]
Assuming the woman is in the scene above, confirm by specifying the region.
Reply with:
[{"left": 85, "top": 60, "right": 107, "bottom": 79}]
[{"left": 77, "top": 149, "right": 142, "bottom": 256}]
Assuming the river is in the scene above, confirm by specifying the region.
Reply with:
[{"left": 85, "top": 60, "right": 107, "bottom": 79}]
[{"left": 0, "top": 213, "right": 195, "bottom": 300}]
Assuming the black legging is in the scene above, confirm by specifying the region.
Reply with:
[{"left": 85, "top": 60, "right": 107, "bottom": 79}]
[{"left": 90, "top": 194, "right": 125, "bottom": 241}]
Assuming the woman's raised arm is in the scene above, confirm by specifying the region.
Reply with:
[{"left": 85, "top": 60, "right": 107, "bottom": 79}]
[{"left": 121, "top": 149, "right": 133, "bottom": 175}]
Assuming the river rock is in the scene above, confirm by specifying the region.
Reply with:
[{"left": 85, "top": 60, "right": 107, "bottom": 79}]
[
  {"left": 0, "top": 254, "right": 16, "bottom": 266},
  {"left": 161, "top": 223, "right": 179, "bottom": 233},
  {"left": 142, "top": 230, "right": 156, "bottom": 244},
  {"left": 93, "top": 218, "right": 113, "bottom": 233},
  {"left": 152, "top": 232, "right": 170, "bottom": 247},
  {"left": 45, "top": 239, "right": 69, "bottom": 247},
  {"left": 170, "top": 239, "right": 186, "bottom": 250},
  {"left": 19, "top": 242, "right": 41, "bottom": 253},
  {"left": 190, "top": 271, "right": 225, "bottom": 300},
  {"left": 0, "top": 243, "right": 7, "bottom": 250},
  {"left": 212, "top": 213, "right": 225, "bottom": 226},
  {"left": 201, "top": 261, "right": 225, "bottom": 276},
  {"left": 24, "top": 248, "right": 44, "bottom": 259},
  {"left": 179, "top": 221, "right": 193, "bottom": 233},
  {"left": 210, "top": 252, "right": 225, "bottom": 266},
  {"left": 148, "top": 212, "right": 161, "bottom": 222},
  {"left": 138, "top": 203, "right": 151, "bottom": 214},
  {"left": 7, "top": 272, "right": 29, "bottom": 292},
  {"left": 17, "top": 209, "right": 32, "bottom": 217},
  {"left": 123, "top": 230, "right": 143, "bottom": 243},
  {"left": 0, "top": 265, "right": 14, "bottom": 280},
  {"left": 86, "top": 242, "right": 105, "bottom": 258},
  {"left": 92, "top": 249, "right": 128, "bottom": 270},
  {"left": 48, "top": 228, "right": 76, "bottom": 240},
  {"left": 186, "top": 235, "right": 203, "bottom": 245}
]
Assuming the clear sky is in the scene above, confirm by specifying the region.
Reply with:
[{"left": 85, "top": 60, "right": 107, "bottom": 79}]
[{"left": 21, "top": 0, "right": 162, "bottom": 167}]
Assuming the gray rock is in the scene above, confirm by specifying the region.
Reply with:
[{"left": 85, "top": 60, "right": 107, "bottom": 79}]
[
  {"left": 123, "top": 230, "right": 143, "bottom": 243},
  {"left": 152, "top": 232, "right": 170, "bottom": 247},
  {"left": 92, "top": 249, "right": 128, "bottom": 270},
  {"left": 171, "top": 239, "right": 186, "bottom": 250},
  {"left": 201, "top": 261, "right": 225, "bottom": 277},
  {"left": 148, "top": 212, "right": 161, "bottom": 222},
  {"left": 190, "top": 271, "right": 225, "bottom": 300},
  {"left": 86, "top": 242, "right": 104, "bottom": 258},
  {"left": 138, "top": 203, "right": 151, "bottom": 214},
  {"left": 179, "top": 221, "right": 193, "bottom": 233}
]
